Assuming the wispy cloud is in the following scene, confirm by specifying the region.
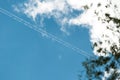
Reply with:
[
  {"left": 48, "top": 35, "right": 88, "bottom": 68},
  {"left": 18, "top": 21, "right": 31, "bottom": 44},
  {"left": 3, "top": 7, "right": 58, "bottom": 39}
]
[{"left": 15, "top": 0, "right": 120, "bottom": 56}]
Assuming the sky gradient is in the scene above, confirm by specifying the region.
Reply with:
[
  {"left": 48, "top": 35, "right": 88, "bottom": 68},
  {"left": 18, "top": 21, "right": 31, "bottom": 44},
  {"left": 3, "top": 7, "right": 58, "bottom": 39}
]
[{"left": 0, "top": 0, "right": 93, "bottom": 80}]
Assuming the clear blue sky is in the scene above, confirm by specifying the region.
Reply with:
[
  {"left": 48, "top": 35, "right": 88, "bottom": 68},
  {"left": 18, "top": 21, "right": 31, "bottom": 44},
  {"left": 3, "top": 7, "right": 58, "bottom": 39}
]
[{"left": 0, "top": 0, "right": 93, "bottom": 80}]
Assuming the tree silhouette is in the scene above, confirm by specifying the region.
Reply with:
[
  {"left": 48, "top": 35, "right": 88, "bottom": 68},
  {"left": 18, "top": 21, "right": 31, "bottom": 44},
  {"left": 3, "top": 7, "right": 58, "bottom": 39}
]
[
  {"left": 81, "top": 7, "right": 120, "bottom": 80},
  {"left": 80, "top": 55, "right": 120, "bottom": 80}
]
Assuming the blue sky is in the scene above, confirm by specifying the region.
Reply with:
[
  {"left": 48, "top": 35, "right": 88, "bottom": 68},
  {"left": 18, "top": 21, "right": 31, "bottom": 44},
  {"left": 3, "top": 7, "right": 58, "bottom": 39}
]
[{"left": 0, "top": 0, "right": 93, "bottom": 80}]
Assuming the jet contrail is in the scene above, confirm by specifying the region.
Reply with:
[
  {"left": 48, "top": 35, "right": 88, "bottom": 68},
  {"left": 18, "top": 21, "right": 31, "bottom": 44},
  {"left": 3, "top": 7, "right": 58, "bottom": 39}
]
[{"left": 0, "top": 7, "right": 93, "bottom": 58}]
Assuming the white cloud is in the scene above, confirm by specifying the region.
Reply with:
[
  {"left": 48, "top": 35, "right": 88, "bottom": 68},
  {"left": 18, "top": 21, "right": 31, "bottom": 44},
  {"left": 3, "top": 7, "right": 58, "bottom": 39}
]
[
  {"left": 21, "top": 0, "right": 69, "bottom": 20},
  {"left": 15, "top": 0, "right": 120, "bottom": 56}
]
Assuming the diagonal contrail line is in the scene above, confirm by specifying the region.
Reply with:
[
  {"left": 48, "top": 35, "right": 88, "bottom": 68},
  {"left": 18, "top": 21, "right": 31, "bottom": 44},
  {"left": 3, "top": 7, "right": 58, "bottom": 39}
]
[{"left": 0, "top": 7, "right": 94, "bottom": 58}]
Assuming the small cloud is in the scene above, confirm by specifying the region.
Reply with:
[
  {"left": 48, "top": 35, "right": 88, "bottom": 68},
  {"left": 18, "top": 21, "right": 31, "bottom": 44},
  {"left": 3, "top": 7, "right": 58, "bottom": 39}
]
[{"left": 58, "top": 54, "right": 62, "bottom": 60}]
